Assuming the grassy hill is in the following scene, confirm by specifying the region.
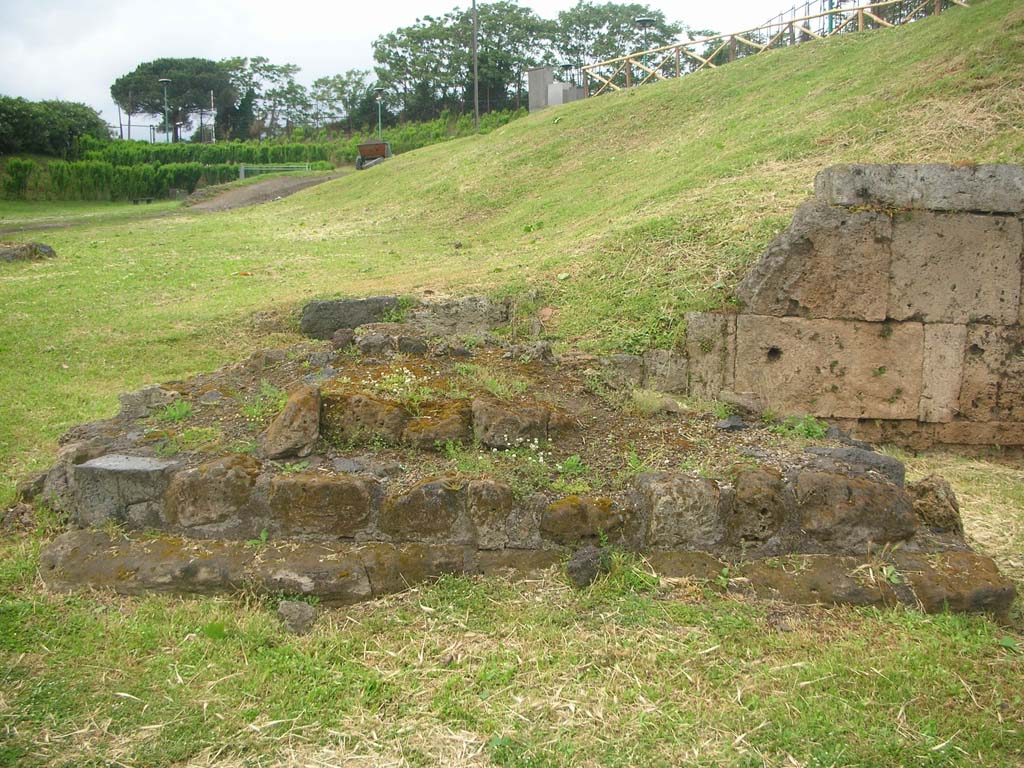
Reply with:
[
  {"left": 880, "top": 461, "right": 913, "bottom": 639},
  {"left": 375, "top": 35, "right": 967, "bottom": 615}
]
[{"left": 0, "top": 0, "right": 1022, "bottom": 499}]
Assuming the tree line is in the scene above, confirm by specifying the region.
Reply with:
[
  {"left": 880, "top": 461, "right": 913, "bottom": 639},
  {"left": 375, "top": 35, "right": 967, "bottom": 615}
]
[{"left": 108, "top": 1, "right": 693, "bottom": 141}]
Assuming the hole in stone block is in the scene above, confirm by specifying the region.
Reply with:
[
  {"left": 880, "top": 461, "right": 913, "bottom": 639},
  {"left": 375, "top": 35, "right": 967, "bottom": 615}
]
[{"left": 766, "top": 347, "right": 783, "bottom": 362}]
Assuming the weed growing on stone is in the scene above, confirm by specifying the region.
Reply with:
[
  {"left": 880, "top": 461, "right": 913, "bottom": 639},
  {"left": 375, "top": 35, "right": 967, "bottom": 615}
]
[
  {"left": 454, "top": 363, "right": 528, "bottom": 400},
  {"left": 279, "top": 460, "right": 310, "bottom": 474},
  {"left": 368, "top": 368, "right": 437, "bottom": 416},
  {"left": 242, "top": 380, "right": 288, "bottom": 424},
  {"left": 156, "top": 400, "right": 193, "bottom": 423},
  {"left": 769, "top": 414, "right": 829, "bottom": 440}
]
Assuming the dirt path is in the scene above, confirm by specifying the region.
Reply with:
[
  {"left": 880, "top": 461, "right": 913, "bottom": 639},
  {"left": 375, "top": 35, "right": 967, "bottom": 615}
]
[
  {"left": 186, "top": 172, "right": 346, "bottom": 212},
  {"left": 0, "top": 173, "right": 345, "bottom": 236}
]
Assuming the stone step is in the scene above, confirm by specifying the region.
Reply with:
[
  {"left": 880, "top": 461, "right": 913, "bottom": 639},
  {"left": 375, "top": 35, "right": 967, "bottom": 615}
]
[
  {"left": 67, "top": 452, "right": 963, "bottom": 559},
  {"left": 40, "top": 530, "right": 1015, "bottom": 617}
]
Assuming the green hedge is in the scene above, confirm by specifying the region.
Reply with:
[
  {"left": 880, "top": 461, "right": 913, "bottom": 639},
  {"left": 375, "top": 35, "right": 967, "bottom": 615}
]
[
  {"left": 1, "top": 159, "right": 239, "bottom": 201},
  {"left": 82, "top": 141, "right": 332, "bottom": 167}
]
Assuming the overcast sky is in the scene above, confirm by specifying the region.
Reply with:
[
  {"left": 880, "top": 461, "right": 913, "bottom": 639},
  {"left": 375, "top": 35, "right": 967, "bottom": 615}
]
[{"left": 0, "top": 0, "right": 771, "bottom": 132}]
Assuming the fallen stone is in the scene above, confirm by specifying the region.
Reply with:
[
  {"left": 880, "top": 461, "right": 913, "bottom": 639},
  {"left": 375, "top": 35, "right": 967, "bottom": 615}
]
[
  {"left": 321, "top": 392, "right": 409, "bottom": 444},
  {"left": 0, "top": 502, "right": 35, "bottom": 531},
  {"left": 715, "top": 414, "right": 748, "bottom": 432},
  {"left": 906, "top": 475, "right": 963, "bottom": 534},
  {"left": 15, "top": 470, "right": 47, "bottom": 502},
  {"left": 402, "top": 403, "right": 472, "bottom": 449},
  {"left": 804, "top": 446, "right": 906, "bottom": 486},
  {"left": 643, "top": 349, "right": 688, "bottom": 394},
  {"left": 397, "top": 336, "right": 428, "bottom": 355},
  {"left": 0, "top": 241, "right": 56, "bottom": 262},
  {"left": 257, "top": 385, "right": 321, "bottom": 459},
  {"left": 71, "top": 454, "right": 181, "bottom": 527},
  {"left": 356, "top": 333, "right": 394, "bottom": 355},
  {"left": 277, "top": 600, "right": 318, "bottom": 634},
  {"left": 331, "top": 328, "right": 356, "bottom": 350},
  {"left": 406, "top": 296, "right": 510, "bottom": 337},
  {"left": 299, "top": 296, "right": 399, "bottom": 339},
  {"left": 198, "top": 389, "right": 224, "bottom": 404},
  {"left": 825, "top": 425, "right": 874, "bottom": 451},
  {"left": 566, "top": 545, "right": 611, "bottom": 588},
  {"left": 724, "top": 467, "right": 791, "bottom": 546}
]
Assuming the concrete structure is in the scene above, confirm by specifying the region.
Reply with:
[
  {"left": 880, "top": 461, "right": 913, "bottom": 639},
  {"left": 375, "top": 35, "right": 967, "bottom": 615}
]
[
  {"left": 528, "top": 67, "right": 583, "bottom": 112},
  {"left": 687, "top": 164, "right": 1024, "bottom": 449}
]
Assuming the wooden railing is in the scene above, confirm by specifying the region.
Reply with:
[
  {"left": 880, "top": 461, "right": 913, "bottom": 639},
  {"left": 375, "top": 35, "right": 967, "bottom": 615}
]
[{"left": 582, "top": 0, "right": 970, "bottom": 97}]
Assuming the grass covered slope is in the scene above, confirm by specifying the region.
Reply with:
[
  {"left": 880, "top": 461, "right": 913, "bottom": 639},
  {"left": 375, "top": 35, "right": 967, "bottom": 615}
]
[{"left": 0, "top": 0, "right": 1022, "bottom": 499}]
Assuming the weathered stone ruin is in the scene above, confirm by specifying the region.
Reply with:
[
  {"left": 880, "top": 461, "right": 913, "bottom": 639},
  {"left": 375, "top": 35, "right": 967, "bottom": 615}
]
[
  {"left": 21, "top": 165, "right": 1022, "bottom": 616},
  {"left": 26, "top": 283, "right": 1016, "bottom": 617},
  {"left": 687, "top": 164, "right": 1023, "bottom": 449},
  {"left": 0, "top": 241, "right": 56, "bottom": 262}
]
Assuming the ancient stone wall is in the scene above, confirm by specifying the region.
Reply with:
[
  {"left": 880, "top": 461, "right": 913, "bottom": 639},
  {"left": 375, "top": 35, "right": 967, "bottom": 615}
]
[{"left": 688, "top": 164, "right": 1024, "bottom": 449}]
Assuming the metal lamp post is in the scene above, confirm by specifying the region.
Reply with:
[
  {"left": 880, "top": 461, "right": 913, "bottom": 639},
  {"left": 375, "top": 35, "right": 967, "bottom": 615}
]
[
  {"left": 635, "top": 17, "right": 656, "bottom": 68},
  {"left": 373, "top": 87, "right": 385, "bottom": 141},
  {"left": 158, "top": 78, "right": 171, "bottom": 143},
  {"left": 472, "top": 0, "right": 479, "bottom": 130}
]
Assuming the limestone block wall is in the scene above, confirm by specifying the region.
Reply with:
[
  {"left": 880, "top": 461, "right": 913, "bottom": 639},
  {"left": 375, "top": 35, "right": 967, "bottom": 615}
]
[{"left": 689, "top": 164, "right": 1024, "bottom": 448}]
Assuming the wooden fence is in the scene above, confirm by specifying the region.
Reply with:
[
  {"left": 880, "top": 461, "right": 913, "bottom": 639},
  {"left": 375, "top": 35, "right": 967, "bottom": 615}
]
[{"left": 582, "top": 0, "right": 970, "bottom": 97}]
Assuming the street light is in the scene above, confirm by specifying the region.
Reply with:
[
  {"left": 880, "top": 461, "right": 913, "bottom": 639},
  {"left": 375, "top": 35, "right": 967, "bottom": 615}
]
[
  {"left": 635, "top": 17, "right": 656, "bottom": 68},
  {"left": 158, "top": 78, "right": 171, "bottom": 143},
  {"left": 373, "top": 87, "right": 385, "bottom": 141}
]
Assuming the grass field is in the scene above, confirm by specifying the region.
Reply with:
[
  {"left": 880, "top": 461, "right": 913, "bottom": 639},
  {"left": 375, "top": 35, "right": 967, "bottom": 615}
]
[{"left": 1, "top": 2, "right": 1022, "bottom": 765}]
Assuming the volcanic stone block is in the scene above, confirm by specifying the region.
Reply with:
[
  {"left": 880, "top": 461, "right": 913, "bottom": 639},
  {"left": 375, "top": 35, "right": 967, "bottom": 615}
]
[
  {"left": 299, "top": 296, "right": 399, "bottom": 339},
  {"left": 633, "top": 472, "right": 724, "bottom": 549},
  {"left": 471, "top": 397, "right": 550, "bottom": 449},
  {"left": 321, "top": 392, "right": 409, "bottom": 443},
  {"left": 258, "top": 385, "right": 321, "bottom": 459},
  {"left": 402, "top": 403, "right": 473, "bottom": 449},
  {"left": 803, "top": 446, "right": 906, "bottom": 486},
  {"left": 895, "top": 551, "right": 1016, "bottom": 617},
  {"left": 539, "top": 496, "right": 623, "bottom": 545},
  {"left": 919, "top": 323, "right": 967, "bottom": 423},
  {"left": 736, "top": 201, "right": 892, "bottom": 321},
  {"left": 887, "top": 212, "right": 1022, "bottom": 324},
  {"left": 380, "top": 479, "right": 465, "bottom": 541},
  {"left": 164, "top": 454, "right": 263, "bottom": 529},
  {"left": 642, "top": 349, "right": 689, "bottom": 394},
  {"left": 740, "top": 555, "right": 898, "bottom": 608},
  {"left": 117, "top": 385, "right": 180, "bottom": 420},
  {"left": 685, "top": 312, "right": 734, "bottom": 399},
  {"left": 405, "top": 296, "right": 510, "bottom": 336},
  {"left": 467, "top": 479, "right": 513, "bottom": 549},
  {"left": 71, "top": 454, "right": 181, "bottom": 527},
  {"left": 251, "top": 545, "right": 372, "bottom": 603},
  {"left": 933, "top": 421, "right": 1024, "bottom": 447},
  {"left": 722, "top": 467, "right": 791, "bottom": 546},
  {"left": 814, "top": 164, "right": 1024, "bottom": 214},
  {"left": 958, "top": 324, "right": 1024, "bottom": 422},
  {"left": 792, "top": 470, "right": 917, "bottom": 552},
  {"left": 360, "top": 542, "right": 468, "bottom": 596},
  {"left": 268, "top": 474, "right": 374, "bottom": 537},
  {"left": 906, "top": 475, "right": 963, "bottom": 535},
  {"left": 0, "top": 241, "right": 57, "bottom": 262},
  {"left": 733, "top": 316, "right": 923, "bottom": 420}
]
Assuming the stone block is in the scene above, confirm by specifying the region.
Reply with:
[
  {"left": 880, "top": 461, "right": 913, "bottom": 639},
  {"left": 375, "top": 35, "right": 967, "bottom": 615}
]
[
  {"left": 733, "top": 316, "right": 923, "bottom": 420},
  {"left": 268, "top": 473, "right": 374, "bottom": 537},
  {"left": 642, "top": 349, "right": 688, "bottom": 394},
  {"left": 887, "top": 212, "right": 1022, "bottom": 324},
  {"left": 321, "top": 391, "right": 409, "bottom": 444},
  {"left": 258, "top": 385, "right": 321, "bottom": 459},
  {"left": 599, "top": 354, "right": 645, "bottom": 390},
  {"left": 633, "top": 472, "right": 723, "bottom": 549},
  {"left": 117, "top": 385, "right": 180, "bottom": 420},
  {"left": 71, "top": 454, "right": 181, "bottom": 527},
  {"left": 539, "top": 496, "right": 624, "bottom": 545},
  {"left": 792, "top": 470, "right": 917, "bottom": 552},
  {"left": 299, "top": 296, "right": 399, "bottom": 339},
  {"left": 684, "top": 312, "right": 734, "bottom": 399},
  {"left": 359, "top": 542, "right": 467, "bottom": 596},
  {"left": 253, "top": 545, "right": 372, "bottom": 603},
  {"left": 919, "top": 324, "right": 967, "bottom": 423},
  {"left": 402, "top": 403, "right": 472, "bottom": 449},
  {"left": 0, "top": 241, "right": 57, "bottom": 262},
  {"left": 471, "top": 397, "right": 549, "bottom": 449},
  {"left": 958, "top": 324, "right": 1024, "bottom": 422},
  {"left": 722, "top": 467, "right": 791, "bottom": 546},
  {"left": 467, "top": 479, "right": 513, "bottom": 549},
  {"left": 814, "top": 164, "right": 1024, "bottom": 214},
  {"left": 933, "top": 420, "right": 1024, "bottom": 447},
  {"left": 736, "top": 201, "right": 892, "bottom": 321},
  {"left": 895, "top": 551, "right": 1016, "bottom": 617},
  {"left": 406, "top": 296, "right": 510, "bottom": 337},
  {"left": 380, "top": 479, "right": 465, "bottom": 541},
  {"left": 164, "top": 455, "right": 263, "bottom": 530}
]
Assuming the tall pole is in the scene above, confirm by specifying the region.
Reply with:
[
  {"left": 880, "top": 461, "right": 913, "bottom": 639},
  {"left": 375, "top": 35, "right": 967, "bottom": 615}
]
[
  {"left": 210, "top": 90, "right": 216, "bottom": 143},
  {"left": 159, "top": 78, "right": 171, "bottom": 143},
  {"left": 472, "top": 0, "right": 479, "bottom": 130},
  {"left": 374, "top": 87, "right": 384, "bottom": 141}
]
